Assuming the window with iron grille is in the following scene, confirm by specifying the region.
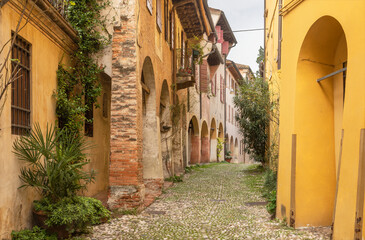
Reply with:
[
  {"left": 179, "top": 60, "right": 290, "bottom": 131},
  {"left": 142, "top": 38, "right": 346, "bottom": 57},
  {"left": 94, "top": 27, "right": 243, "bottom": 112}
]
[{"left": 11, "top": 33, "right": 31, "bottom": 135}]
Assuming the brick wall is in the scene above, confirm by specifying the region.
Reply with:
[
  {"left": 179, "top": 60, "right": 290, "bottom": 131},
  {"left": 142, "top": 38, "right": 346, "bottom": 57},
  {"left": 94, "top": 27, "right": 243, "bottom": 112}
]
[
  {"left": 108, "top": 0, "right": 145, "bottom": 210},
  {"left": 190, "top": 135, "right": 201, "bottom": 164}
]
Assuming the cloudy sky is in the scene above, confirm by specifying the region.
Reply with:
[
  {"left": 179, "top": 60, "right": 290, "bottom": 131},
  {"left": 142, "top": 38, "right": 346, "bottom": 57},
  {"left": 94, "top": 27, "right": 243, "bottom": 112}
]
[{"left": 208, "top": 0, "right": 264, "bottom": 73}]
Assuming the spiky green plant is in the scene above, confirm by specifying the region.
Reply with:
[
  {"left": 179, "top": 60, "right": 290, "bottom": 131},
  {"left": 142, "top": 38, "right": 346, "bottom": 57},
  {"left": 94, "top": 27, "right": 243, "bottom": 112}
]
[{"left": 13, "top": 123, "right": 95, "bottom": 201}]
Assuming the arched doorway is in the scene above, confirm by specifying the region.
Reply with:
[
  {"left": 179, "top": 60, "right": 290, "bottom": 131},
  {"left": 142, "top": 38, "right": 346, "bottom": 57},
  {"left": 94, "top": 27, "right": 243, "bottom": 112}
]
[
  {"left": 188, "top": 116, "right": 200, "bottom": 164},
  {"left": 159, "top": 80, "right": 172, "bottom": 178},
  {"left": 294, "top": 16, "right": 347, "bottom": 227},
  {"left": 218, "top": 123, "right": 224, "bottom": 161},
  {"left": 210, "top": 119, "right": 217, "bottom": 162},
  {"left": 141, "top": 57, "right": 163, "bottom": 206},
  {"left": 201, "top": 121, "right": 209, "bottom": 163},
  {"left": 234, "top": 138, "right": 239, "bottom": 160},
  {"left": 230, "top": 136, "right": 234, "bottom": 156}
]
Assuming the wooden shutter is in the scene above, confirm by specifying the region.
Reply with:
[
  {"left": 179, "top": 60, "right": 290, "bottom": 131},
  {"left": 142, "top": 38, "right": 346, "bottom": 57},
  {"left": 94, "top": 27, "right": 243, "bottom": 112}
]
[
  {"left": 147, "top": 0, "right": 152, "bottom": 14},
  {"left": 181, "top": 31, "right": 184, "bottom": 68},
  {"left": 11, "top": 34, "right": 31, "bottom": 135},
  {"left": 220, "top": 75, "right": 223, "bottom": 103},
  {"left": 156, "top": 0, "right": 162, "bottom": 31},
  {"left": 200, "top": 60, "right": 208, "bottom": 93},
  {"left": 164, "top": 0, "right": 168, "bottom": 41},
  {"left": 170, "top": 10, "right": 174, "bottom": 49},
  {"left": 214, "top": 74, "right": 217, "bottom": 95}
]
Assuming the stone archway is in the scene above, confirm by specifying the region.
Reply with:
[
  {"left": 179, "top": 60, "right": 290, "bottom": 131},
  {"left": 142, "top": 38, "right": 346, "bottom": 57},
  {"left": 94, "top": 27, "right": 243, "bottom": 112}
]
[
  {"left": 210, "top": 118, "right": 217, "bottom": 162},
  {"left": 141, "top": 57, "right": 163, "bottom": 207},
  {"left": 159, "top": 80, "right": 173, "bottom": 178},
  {"left": 230, "top": 136, "right": 234, "bottom": 157},
  {"left": 218, "top": 123, "right": 224, "bottom": 161},
  {"left": 201, "top": 121, "right": 209, "bottom": 163},
  {"left": 234, "top": 138, "right": 239, "bottom": 160},
  {"left": 188, "top": 116, "right": 200, "bottom": 164},
  {"left": 294, "top": 16, "right": 347, "bottom": 227}
]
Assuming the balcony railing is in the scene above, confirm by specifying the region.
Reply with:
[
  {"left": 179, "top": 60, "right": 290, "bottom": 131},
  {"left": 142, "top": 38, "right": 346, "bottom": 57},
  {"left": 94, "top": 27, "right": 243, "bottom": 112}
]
[{"left": 47, "top": 0, "right": 68, "bottom": 18}]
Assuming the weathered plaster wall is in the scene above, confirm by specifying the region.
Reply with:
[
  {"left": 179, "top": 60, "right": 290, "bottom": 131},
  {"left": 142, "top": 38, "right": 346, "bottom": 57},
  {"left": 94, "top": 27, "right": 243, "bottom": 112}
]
[{"left": 0, "top": 1, "right": 76, "bottom": 237}]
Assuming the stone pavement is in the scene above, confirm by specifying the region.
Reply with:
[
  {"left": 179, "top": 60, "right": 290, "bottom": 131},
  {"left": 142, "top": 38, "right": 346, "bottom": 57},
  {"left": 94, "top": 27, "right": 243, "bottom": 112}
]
[{"left": 85, "top": 163, "right": 331, "bottom": 240}]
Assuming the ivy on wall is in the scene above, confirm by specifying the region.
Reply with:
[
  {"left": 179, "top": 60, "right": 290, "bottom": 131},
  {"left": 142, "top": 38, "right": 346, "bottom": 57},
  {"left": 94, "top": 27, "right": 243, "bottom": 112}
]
[{"left": 54, "top": 0, "right": 110, "bottom": 133}]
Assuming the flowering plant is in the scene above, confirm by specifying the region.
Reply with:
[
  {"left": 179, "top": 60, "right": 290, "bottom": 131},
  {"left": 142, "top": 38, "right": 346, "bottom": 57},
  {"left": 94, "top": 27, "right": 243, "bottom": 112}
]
[{"left": 177, "top": 67, "right": 193, "bottom": 76}]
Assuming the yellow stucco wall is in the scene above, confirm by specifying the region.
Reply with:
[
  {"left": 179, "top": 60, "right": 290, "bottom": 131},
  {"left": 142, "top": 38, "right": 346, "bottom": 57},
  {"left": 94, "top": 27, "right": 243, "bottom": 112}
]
[
  {"left": 0, "top": 0, "right": 111, "bottom": 237},
  {"left": 0, "top": 2, "right": 73, "bottom": 237},
  {"left": 266, "top": 0, "right": 365, "bottom": 238}
]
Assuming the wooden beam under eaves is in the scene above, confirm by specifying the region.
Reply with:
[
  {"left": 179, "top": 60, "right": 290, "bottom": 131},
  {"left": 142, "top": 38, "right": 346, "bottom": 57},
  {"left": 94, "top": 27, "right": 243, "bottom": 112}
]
[
  {"left": 191, "top": 0, "right": 204, "bottom": 35},
  {"left": 173, "top": 0, "right": 194, "bottom": 8}
]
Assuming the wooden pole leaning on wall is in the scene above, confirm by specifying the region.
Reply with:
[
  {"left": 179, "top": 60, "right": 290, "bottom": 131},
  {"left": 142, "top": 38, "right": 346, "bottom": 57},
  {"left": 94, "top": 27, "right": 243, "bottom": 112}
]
[
  {"left": 331, "top": 129, "right": 344, "bottom": 240},
  {"left": 354, "top": 129, "right": 365, "bottom": 240},
  {"left": 290, "top": 134, "right": 297, "bottom": 228}
]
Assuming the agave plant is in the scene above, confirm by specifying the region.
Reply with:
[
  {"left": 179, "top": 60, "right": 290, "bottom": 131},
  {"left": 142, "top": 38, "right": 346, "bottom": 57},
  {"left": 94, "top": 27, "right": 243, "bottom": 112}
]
[{"left": 13, "top": 123, "right": 95, "bottom": 201}]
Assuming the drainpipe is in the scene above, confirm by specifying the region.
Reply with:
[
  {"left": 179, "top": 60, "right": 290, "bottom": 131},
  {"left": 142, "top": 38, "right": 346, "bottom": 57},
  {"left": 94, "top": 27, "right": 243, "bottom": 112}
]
[{"left": 223, "top": 55, "right": 227, "bottom": 157}]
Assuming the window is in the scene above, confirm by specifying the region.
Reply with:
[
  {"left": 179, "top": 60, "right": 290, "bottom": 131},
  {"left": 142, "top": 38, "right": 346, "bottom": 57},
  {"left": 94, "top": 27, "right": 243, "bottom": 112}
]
[
  {"left": 11, "top": 33, "right": 31, "bottom": 135},
  {"left": 170, "top": 10, "right": 174, "bottom": 49},
  {"left": 220, "top": 75, "right": 223, "bottom": 103},
  {"left": 212, "top": 74, "right": 217, "bottom": 96},
  {"left": 164, "top": 0, "right": 168, "bottom": 41},
  {"left": 156, "top": 0, "right": 162, "bottom": 31},
  {"left": 181, "top": 31, "right": 184, "bottom": 67}
]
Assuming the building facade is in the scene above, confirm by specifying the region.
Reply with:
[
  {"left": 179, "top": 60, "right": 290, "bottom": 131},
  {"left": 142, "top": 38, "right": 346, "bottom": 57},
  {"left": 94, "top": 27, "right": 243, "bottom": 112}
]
[
  {"left": 265, "top": 0, "right": 365, "bottom": 239},
  {"left": 225, "top": 60, "right": 252, "bottom": 163},
  {"left": 0, "top": 0, "right": 244, "bottom": 237}
]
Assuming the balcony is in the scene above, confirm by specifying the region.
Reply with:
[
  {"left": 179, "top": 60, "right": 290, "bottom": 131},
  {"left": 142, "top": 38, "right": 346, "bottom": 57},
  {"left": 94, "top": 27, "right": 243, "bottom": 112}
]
[{"left": 176, "top": 47, "right": 201, "bottom": 90}]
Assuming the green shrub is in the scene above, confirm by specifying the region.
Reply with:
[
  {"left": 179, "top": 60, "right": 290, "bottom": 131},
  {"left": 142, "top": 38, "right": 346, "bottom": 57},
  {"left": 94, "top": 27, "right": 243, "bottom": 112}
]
[
  {"left": 11, "top": 226, "right": 57, "bottom": 240},
  {"left": 263, "top": 169, "right": 277, "bottom": 198},
  {"left": 266, "top": 190, "right": 277, "bottom": 216},
  {"left": 34, "top": 196, "right": 111, "bottom": 234},
  {"left": 165, "top": 175, "right": 183, "bottom": 183},
  {"left": 13, "top": 124, "right": 95, "bottom": 201},
  {"left": 262, "top": 169, "right": 277, "bottom": 217}
]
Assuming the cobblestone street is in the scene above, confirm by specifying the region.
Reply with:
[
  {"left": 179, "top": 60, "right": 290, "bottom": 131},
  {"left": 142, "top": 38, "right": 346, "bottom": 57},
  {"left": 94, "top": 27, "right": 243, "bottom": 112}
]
[{"left": 86, "top": 163, "right": 330, "bottom": 240}]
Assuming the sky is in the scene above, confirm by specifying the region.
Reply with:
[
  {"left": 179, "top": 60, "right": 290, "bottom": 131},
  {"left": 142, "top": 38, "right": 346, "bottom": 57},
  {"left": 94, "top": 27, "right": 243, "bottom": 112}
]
[{"left": 208, "top": 0, "right": 264, "bottom": 73}]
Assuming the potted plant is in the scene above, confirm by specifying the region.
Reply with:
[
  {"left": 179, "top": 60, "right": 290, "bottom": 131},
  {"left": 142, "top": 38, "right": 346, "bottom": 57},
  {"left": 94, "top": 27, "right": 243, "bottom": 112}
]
[
  {"left": 13, "top": 123, "right": 110, "bottom": 238},
  {"left": 225, "top": 150, "right": 232, "bottom": 163}
]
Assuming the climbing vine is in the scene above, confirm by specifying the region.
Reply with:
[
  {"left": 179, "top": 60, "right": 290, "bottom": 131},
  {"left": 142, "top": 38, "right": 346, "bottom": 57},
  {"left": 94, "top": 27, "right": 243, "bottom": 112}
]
[{"left": 54, "top": 0, "right": 110, "bottom": 133}]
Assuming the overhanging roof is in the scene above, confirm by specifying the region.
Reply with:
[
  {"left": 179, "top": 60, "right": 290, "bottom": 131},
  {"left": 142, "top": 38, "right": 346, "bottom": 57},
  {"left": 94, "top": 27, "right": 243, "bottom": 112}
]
[
  {"left": 173, "top": 0, "right": 213, "bottom": 38},
  {"left": 227, "top": 60, "right": 243, "bottom": 82},
  {"left": 210, "top": 7, "right": 237, "bottom": 44}
]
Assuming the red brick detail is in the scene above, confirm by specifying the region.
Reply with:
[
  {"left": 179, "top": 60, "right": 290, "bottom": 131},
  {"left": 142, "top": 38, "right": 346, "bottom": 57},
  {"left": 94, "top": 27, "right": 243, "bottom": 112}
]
[
  {"left": 144, "top": 179, "right": 164, "bottom": 207},
  {"left": 190, "top": 135, "right": 200, "bottom": 164},
  {"left": 108, "top": 1, "right": 144, "bottom": 210},
  {"left": 201, "top": 137, "right": 210, "bottom": 163}
]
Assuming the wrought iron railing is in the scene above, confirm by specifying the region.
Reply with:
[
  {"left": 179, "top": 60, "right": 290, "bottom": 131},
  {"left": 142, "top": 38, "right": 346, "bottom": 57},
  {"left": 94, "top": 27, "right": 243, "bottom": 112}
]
[{"left": 47, "top": 0, "right": 68, "bottom": 18}]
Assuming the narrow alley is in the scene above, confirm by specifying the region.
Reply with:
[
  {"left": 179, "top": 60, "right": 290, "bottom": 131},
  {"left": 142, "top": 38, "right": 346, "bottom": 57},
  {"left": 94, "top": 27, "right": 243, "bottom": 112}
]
[{"left": 86, "top": 163, "right": 330, "bottom": 240}]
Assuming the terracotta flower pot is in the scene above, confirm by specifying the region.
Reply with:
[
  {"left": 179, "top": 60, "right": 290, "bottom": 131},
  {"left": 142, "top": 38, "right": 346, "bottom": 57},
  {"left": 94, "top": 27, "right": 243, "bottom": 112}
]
[{"left": 33, "top": 210, "right": 70, "bottom": 239}]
